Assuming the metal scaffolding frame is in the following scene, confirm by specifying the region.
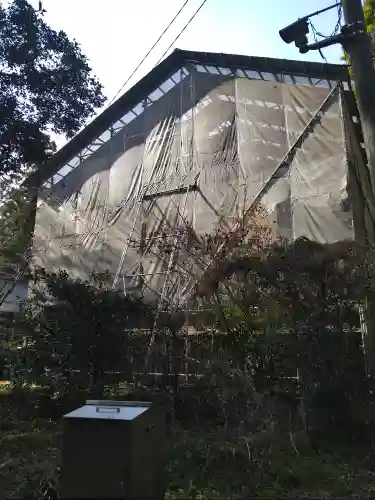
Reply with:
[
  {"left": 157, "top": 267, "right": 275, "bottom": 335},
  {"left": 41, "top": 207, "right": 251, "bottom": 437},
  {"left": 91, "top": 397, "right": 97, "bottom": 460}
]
[
  {"left": 28, "top": 50, "right": 349, "bottom": 192},
  {"left": 178, "top": 83, "right": 344, "bottom": 308},
  {"left": 18, "top": 49, "right": 358, "bottom": 318}
]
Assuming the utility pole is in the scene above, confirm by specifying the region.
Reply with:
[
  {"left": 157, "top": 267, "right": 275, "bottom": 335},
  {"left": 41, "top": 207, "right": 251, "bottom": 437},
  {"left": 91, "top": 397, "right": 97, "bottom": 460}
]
[
  {"left": 342, "top": 0, "right": 375, "bottom": 377},
  {"left": 279, "top": 0, "right": 375, "bottom": 190},
  {"left": 279, "top": 1, "right": 375, "bottom": 375},
  {"left": 342, "top": 0, "right": 375, "bottom": 190}
]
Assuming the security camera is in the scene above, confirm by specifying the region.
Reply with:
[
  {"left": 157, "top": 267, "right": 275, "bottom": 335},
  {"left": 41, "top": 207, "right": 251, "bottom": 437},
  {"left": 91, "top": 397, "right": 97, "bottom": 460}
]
[{"left": 279, "top": 18, "right": 309, "bottom": 51}]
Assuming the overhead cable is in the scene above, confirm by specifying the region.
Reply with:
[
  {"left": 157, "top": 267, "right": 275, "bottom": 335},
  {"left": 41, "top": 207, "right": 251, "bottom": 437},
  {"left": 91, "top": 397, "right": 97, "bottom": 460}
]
[
  {"left": 308, "top": 0, "right": 343, "bottom": 62},
  {"left": 154, "top": 0, "right": 209, "bottom": 66},
  {"left": 0, "top": 0, "right": 193, "bottom": 289},
  {"left": 107, "top": 0, "right": 191, "bottom": 107},
  {"left": 0, "top": 0, "right": 211, "bottom": 304}
]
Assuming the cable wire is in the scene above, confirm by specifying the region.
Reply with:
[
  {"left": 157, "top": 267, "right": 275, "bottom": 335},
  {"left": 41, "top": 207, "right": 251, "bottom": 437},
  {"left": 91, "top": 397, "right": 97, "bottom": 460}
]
[
  {"left": 107, "top": 0, "right": 191, "bottom": 107},
  {"left": 309, "top": 0, "right": 343, "bottom": 64},
  {"left": 1, "top": 0, "right": 210, "bottom": 304},
  {"left": 309, "top": 21, "right": 328, "bottom": 62},
  {"left": 309, "top": 1, "right": 342, "bottom": 40},
  {"left": 332, "top": 2, "right": 343, "bottom": 36},
  {"left": 0, "top": 0, "right": 198, "bottom": 305},
  {"left": 0, "top": 0, "right": 193, "bottom": 279},
  {"left": 154, "top": 0, "right": 209, "bottom": 66}
]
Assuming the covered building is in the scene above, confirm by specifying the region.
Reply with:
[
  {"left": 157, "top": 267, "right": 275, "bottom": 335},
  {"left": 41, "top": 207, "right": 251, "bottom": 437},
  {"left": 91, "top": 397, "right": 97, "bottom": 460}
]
[{"left": 28, "top": 49, "right": 367, "bottom": 310}]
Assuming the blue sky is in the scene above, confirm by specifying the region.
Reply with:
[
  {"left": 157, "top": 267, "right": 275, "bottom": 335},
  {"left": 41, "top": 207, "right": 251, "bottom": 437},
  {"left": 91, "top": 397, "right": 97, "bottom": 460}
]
[{"left": 34, "top": 0, "right": 344, "bottom": 105}]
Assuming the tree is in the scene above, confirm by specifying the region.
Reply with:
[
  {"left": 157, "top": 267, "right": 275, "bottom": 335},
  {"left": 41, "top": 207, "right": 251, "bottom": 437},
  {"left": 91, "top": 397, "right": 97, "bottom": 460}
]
[
  {"left": 0, "top": 0, "right": 106, "bottom": 270},
  {"left": 197, "top": 231, "right": 374, "bottom": 436},
  {"left": 344, "top": 0, "right": 375, "bottom": 79},
  {"left": 363, "top": 0, "right": 375, "bottom": 46},
  {"left": 0, "top": 188, "right": 34, "bottom": 272},
  {"left": 163, "top": 204, "right": 374, "bottom": 434},
  {"left": 12, "top": 270, "right": 156, "bottom": 398},
  {"left": 0, "top": 0, "right": 105, "bottom": 179}
]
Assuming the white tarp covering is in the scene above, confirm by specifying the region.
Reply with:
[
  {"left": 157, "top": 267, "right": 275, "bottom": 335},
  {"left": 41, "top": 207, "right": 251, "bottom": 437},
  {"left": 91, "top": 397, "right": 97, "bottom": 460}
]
[{"left": 33, "top": 69, "right": 353, "bottom": 307}]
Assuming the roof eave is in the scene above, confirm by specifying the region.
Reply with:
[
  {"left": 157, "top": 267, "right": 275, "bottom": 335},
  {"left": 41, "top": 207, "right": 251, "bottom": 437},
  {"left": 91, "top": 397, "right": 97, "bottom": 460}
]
[{"left": 26, "top": 48, "right": 349, "bottom": 190}]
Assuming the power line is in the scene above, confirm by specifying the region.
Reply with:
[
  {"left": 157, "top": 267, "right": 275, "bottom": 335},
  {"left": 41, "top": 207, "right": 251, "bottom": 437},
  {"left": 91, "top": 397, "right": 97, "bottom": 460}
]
[
  {"left": 154, "top": 0, "right": 209, "bottom": 66},
  {"left": 310, "top": 2, "right": 343, "bottom": 39},
  {"left": 309, "top": 21, "right": 328, "bottom": 62},
  {"left": 15, "top": 0, "right": 209, "bottom": 227},
  {"left": 309, "top": 2, "right": 343, "bottom": 63},
  {"left": 1, "top": 0, "right": 211, "bottom": 304},
  {"left": 0, "top": 0, "right": 194, "bottom": 298},
  {"left": 332, "top": 1, "right": 343, "bottom": 36},
  {"left": 107, "top": 0, "right": 191, "bottom": 107}
]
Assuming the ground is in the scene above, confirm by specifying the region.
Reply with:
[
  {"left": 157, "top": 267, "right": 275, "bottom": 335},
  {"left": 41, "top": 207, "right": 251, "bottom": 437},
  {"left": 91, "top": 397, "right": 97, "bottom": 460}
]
[{"left": 2, "top": 382, "right": 375, "bottom": 499}]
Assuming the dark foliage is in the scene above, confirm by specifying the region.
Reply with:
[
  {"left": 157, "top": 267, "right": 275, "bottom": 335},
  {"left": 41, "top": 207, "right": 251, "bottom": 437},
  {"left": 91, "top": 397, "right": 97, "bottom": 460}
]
[
  {"left": 3, "top": 207, "right": 375, "bottom": 498},
  {"left": 153, "top": 205, "right": 375, "bottom": 440},
  {"left": 11, "top": 270, "right": 155, "bottom": 398},
  {"left": 0, "top": 188, "right": 34, "bottom": 271},
  {"left": 0, "top": 0, "right": 105, "bottom": 178},
  {"left": 192, "top": 224, "right": 374, "bottom": 439}
]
